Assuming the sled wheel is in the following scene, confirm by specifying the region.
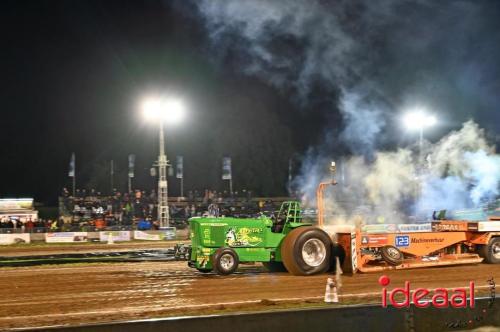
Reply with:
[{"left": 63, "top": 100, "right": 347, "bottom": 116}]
[
  {"left": 380, "top": 245, "right": 403, "bottom": 266},
  {"left": 481, "top": 237, "right": 500, "bottom": 264},
  {"left": 281, "top": 227, "right": 331, "bottom": 276},
  {"left": 213, "top": 248, "right": 239, "bottom": 275}
]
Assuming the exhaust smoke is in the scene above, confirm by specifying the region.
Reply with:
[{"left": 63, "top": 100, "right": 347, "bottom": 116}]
[{"left": 183, "top": 0, "right": 500, "bottom": 223}]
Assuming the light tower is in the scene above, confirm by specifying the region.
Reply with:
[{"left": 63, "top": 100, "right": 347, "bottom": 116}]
[{"left": 143, "top": 97, "right": 185, "bottom": 228}]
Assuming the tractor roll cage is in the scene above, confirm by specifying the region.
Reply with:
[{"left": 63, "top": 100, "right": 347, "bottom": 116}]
[{"left": 272, "top": 201, "right": 302, "bottom": 233}]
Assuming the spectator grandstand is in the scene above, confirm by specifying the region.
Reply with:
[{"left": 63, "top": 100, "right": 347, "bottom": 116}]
[{"left": 48, "top": 187, "right": 293, "bottom": 234}]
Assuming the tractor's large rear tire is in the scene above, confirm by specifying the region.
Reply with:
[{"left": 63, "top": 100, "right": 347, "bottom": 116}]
[
  {"left": 262, "top": 261, "right": 287, "bottom": 272},
  {"left": 281, "top": 227, "right": 331, "bottom": 276},
  {"left": 480, "top": 237, "right": 500, "bottom": 264}
]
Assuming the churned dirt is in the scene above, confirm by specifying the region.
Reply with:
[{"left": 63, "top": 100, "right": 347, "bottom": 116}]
[{"left": 0, "top": 261, "right": 498, "bottom": 330}]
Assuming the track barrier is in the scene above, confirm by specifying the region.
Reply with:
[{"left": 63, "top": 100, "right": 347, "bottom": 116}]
[
  {"left": 0, "top": 229, "right": 187, "bottom": 245},
  {"left": 36, "top": 298, "right": 499, "bottom": 332}
]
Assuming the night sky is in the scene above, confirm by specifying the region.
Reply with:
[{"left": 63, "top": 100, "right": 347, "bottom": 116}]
[{"left": 1, "top": 0, "right": 499, "bottom": 204}]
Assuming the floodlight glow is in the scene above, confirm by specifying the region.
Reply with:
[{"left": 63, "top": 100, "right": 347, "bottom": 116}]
[
  {"left": 142, "top": 99, "right": 162, "bottom": 120},
  {"left": 403, "top": 110, "right": 437, "bottom": 131},
  {"left": 142, "top": 97, "right": 185, "bottom": 124},
  {"left": 427, "top": 115, "right": 437, "bottom": 126},
  {"left": 162, "top": 99, "right": 185, "bottom": 124}
]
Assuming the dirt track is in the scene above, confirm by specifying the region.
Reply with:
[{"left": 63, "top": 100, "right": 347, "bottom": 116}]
[{"left": 0, "top": 261, "right": 498, "bottom": 330}]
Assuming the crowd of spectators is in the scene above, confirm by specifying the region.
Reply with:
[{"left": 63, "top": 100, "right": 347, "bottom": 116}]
[
  {"left": 0, "top": 188, "right": 288, "bottom": 234},
  {"left": 58, "top": 187, "right": 285, "bottom": 231},
  {"left": 0, "top": 217, "right": 65, "bottom": 233}
]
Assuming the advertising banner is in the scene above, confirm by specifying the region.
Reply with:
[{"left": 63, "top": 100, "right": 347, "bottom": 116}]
[
  {"left": 99, "top": 231, "right": 131, "bottom": 242},
  {"left": 361, "top": 223, "right": 433, "bottom": 234},
  {"left": 361, "top": 224, "right": 397, "bottom": 233},
  {"left": 361, "top": 235, "right": 388, "bottom": 245},
  {"left": 0, "top": 233, "right": 30, "bottom": 245},
  {"left": 222, "top": 157, "right": 232, "bottom": 180},
  {"left": 397, "top": 223, "right": 432, "bottom": 233},
  {"left": 478, "top": 221, "right": 500, "bottom": 232},
  {"left": 134, "top": 230, "right": 164, "bottom": 241},
  {"left": 46, "top": 232, "right": 88, "bottom": 243},
  {"left": 134, "top": 228, "right": 176, "bottom": 241},
  {"left": 431, "top": 221, "right": 470, "bottom": 232},
  {"left": 0, "top": 198, "right": 34, "bottom": 211}
]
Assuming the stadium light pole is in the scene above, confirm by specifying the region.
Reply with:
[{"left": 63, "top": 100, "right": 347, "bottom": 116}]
[
  {"left": 403, "top": 109, "right": 437, "bottom": 165},
  {"left": 142, "top": 97, "right": 185, "bottom": 228}
]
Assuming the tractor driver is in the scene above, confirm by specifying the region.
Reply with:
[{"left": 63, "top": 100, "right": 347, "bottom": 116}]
[{"left": 271, "top": 212, "right": 286, "bottom": 233}]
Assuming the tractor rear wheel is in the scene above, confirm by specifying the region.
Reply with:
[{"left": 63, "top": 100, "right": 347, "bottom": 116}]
[
  {"left": 380, "top": 245, "right": 403, "bottom": 266},
  {"left": 213, "top": 248, "right": 239, "bottom": 275},
  {"left": 262, "top": 261, "right": 287, "bottom": 272},
  {"left": 480, "top": 237, "right": 500, "bottom": 264},
  {"left": 281, "top": 227, "right": 331, "bottom": 276}
]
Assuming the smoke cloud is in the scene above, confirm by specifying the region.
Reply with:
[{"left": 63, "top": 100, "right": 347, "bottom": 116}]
[
  {"left": 193, "top": 1, "right": 500, "bottom": 135},
  {"left": 300, "top": 121, "right": 500, "bottom": 223},
  {"left": 339, "top": 91, "right": 387, "bottom": 157},
  {"left": 187, "top": 0, "right": 500, "bottom": 222}
]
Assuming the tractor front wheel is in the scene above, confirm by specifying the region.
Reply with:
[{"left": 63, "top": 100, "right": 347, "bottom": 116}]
[
  {"left": 213, "top": 248, "right": 239, "bottom": 275},
  {"left": 281, "top": 227, "right": 331, "bottom": 276}
]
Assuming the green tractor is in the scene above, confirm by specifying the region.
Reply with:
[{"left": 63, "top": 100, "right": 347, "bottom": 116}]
[{"left": 188, "top": 201, "right": 336, "bottom": 275}]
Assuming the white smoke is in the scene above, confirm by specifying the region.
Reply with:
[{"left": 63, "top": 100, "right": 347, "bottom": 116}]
[
  {"left": 339, "top": 91, "right": 387, "bottom": 156},
  {"left": 365, "top": 149, "right": 416, "bottom": 207},
  {"left": 197, "top": 0, "right": 358, "bottom": 101},
  {"left": 189, "top": 1, "right": 500, "bottom": 222},
  {"left": 416, "top": 121, "right": 500, "bottom": 213},
  {"left": 427, "top": 121, "right": 492, "bottom": 177},
  {"left": 297, "top": 121, "right": 500, "bottom": 223},
  {"left": 465, "top": 151, "right": 500, "bottom": 204}
]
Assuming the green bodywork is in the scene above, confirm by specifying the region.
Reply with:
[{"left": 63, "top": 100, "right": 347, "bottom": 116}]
[{"left": 188, "top": 201, "right": 310, "bottom": 270}]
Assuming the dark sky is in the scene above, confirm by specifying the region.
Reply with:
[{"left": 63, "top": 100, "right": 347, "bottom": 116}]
[
  {"left": 0, "top": 0, "right": 320, "bottom": 203},
  {"left": 1, "top": 0, "right": 499, "bottom": 204}
]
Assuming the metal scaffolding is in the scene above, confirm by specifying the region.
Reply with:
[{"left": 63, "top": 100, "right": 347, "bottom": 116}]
[{"left": 157, "top": 121, "right": 170, "bottom": 227}]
